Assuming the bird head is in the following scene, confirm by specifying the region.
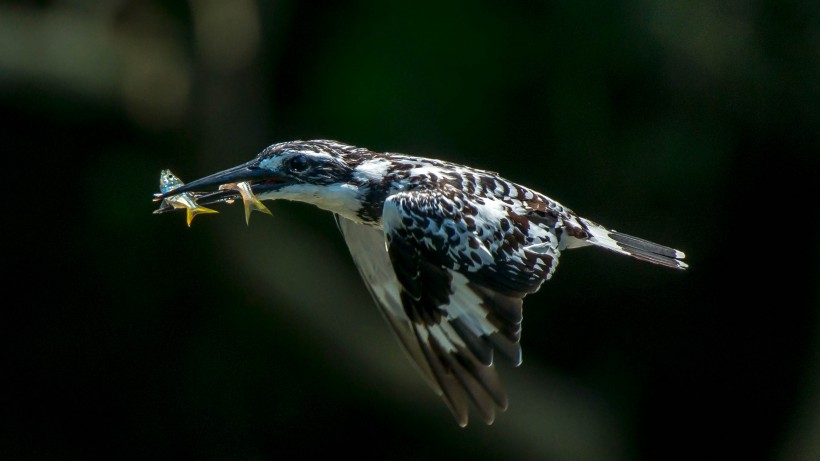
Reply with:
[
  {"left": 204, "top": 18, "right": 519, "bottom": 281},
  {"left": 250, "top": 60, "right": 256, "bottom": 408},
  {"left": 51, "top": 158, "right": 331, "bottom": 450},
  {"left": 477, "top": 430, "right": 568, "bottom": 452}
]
[{"left": 154, "top": 140, "right": 386, "bottom": 221}]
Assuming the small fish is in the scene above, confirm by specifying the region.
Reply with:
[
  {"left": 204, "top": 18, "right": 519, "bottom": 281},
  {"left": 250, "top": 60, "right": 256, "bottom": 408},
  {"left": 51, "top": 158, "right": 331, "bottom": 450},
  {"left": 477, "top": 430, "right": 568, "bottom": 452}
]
[
  {"left": 157, "top": 169, "right": 218, "bottom": 227},
  {"left": 219, "top": 182, "right": 272, "bottom": 224}
]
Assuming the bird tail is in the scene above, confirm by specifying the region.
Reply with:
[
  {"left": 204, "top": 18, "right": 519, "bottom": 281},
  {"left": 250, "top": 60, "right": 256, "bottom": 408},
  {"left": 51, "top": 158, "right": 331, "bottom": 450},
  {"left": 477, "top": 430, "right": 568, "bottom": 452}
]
[{"left": 577, "top": 218, "right": 688, "bottom": 270}]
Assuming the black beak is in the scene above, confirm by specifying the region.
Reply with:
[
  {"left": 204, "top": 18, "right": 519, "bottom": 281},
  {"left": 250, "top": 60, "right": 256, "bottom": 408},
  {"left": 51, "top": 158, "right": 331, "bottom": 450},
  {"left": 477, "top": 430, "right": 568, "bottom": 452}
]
[
  {"left": 154, "top": 160, "right": 276, "bottom": 200},
  {"left": 152, "top": 159, "right": 294, "bottom": 214}
]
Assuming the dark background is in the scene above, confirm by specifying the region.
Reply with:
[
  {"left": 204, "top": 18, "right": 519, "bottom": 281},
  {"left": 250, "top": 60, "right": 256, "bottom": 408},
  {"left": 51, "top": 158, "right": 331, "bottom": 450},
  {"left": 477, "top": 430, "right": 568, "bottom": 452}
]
[{"left": 3, "top": 1, "right": 819, "bottom": 460}]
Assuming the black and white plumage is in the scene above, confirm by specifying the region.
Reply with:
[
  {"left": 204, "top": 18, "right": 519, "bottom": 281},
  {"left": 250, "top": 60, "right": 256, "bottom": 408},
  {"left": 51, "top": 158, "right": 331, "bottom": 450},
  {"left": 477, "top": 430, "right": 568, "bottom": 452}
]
[{"left": 155, "top": 139, "right": 687, "bottom": 426}]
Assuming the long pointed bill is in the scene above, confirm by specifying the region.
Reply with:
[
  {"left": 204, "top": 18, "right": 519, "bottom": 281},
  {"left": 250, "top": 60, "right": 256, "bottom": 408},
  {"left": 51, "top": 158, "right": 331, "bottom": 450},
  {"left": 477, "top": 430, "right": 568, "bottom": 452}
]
[{"left": 154, "top": 160, "right": 285, "bottom": 200}]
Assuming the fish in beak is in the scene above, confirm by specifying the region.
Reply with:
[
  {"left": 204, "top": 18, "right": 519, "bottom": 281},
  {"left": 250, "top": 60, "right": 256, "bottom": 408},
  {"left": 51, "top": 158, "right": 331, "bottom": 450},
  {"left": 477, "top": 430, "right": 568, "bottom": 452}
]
[
  {"left": 218, "top": 182, "right": 273, "bottom": 224},
  {"left": 155, "top": 169, "right": 218, "bottom": 226},
  {"left": 153, "top": 158, "right": 295, "bottom": 221}
]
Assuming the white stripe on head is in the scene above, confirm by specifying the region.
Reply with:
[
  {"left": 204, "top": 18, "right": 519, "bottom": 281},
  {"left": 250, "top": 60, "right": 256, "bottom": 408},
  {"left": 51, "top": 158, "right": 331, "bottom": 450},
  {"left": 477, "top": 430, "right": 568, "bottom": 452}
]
[{"left": 353, "top": 159, "right": 392, "bottom": 181}]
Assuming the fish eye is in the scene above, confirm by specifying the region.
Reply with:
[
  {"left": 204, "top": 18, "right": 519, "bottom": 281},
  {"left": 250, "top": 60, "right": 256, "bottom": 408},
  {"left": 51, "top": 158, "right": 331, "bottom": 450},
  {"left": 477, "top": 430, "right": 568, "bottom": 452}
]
[{"left": 288, "top": 154, "right": 309, "bottom": 172}]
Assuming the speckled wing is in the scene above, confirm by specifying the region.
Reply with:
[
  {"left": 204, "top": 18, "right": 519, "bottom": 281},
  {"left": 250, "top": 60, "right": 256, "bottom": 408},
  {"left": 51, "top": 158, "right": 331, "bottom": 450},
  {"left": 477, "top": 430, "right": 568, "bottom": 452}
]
[
  {"left": 376, "top": 188, "right": 559, "bottom": 425},
  {"left": 334, "top": 215, "right": 449, "bottom": 404},
  {"left": 336, "top": 216, "right": 502, "bottom": 426}
]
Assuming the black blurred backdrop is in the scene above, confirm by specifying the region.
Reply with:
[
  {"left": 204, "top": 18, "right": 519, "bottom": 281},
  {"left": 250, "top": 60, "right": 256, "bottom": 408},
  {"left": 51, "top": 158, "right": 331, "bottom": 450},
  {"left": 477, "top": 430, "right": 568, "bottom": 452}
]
[{"left": 2, "top": 1, "right": 819, "bottom": 460}]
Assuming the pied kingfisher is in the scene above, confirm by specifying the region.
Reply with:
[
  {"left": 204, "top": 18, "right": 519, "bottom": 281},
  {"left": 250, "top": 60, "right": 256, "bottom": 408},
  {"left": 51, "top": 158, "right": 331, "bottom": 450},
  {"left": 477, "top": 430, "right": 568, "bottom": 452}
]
[{"left": 155, "top": 139, "right": 687, "bottom": 426}]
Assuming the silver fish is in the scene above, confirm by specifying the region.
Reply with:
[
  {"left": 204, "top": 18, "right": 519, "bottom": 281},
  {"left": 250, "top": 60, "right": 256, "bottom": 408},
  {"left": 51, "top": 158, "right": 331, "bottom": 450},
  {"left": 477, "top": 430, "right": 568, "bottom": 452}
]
[{"left": 156, "top": 169, "right": 218, "bottom": 227}]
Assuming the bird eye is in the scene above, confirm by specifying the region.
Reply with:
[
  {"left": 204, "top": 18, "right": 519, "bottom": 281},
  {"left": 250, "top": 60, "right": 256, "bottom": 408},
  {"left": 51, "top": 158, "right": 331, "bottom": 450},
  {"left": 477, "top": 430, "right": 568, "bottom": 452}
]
[{"left": 288, "top": 155, "right": 309, "bottom": 172}]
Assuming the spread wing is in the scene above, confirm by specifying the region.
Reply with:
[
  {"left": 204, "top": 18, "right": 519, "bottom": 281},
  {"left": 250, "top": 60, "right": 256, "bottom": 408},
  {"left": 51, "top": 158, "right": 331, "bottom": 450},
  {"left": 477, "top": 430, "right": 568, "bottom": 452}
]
[
  {"left": 334, "top": 215, "right": 447, "bottom": 401},
  {"left": 336, "top": 187, "right": 560, "bottom": 426}
]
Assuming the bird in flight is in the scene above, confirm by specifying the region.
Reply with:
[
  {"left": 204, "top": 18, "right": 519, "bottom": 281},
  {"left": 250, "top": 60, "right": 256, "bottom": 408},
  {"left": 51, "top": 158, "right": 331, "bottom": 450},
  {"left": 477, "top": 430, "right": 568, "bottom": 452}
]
[{"left": 154, "top": 139, "right": 687, "bottom": 426}]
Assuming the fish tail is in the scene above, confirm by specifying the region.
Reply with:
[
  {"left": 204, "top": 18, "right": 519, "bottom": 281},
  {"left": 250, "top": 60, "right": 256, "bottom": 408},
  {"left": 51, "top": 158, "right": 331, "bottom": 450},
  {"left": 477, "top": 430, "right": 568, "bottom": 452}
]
[
  {"left": 185, "top": 205, "right": 219, "bottom": 227},
  {"left": 242, "top": 197, "right": 273, "bottom": 225}
]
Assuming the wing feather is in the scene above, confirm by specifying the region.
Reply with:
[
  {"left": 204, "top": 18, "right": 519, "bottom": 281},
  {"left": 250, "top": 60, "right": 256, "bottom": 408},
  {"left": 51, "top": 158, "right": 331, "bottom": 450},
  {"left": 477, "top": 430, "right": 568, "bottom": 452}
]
[
  {"left": 335, "top": 216, "right": 442, "bottom": 394},
  {"left": 335, "top": 185, "right": 559, "bottom": 425}
]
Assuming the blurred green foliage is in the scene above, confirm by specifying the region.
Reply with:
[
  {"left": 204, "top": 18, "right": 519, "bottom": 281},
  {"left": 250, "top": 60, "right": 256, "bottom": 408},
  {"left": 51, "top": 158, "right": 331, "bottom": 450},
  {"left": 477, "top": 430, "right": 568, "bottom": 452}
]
[{"left": 2, "top": 1, "right": 818, "bottom": 460}]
